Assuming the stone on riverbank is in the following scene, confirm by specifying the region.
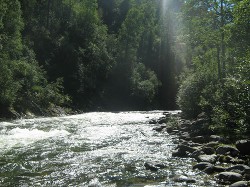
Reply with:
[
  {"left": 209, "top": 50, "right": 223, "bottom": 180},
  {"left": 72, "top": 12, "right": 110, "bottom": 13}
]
[
  {"left": 229, "top": 181, "right": 249, "bottom": 187},
  {"left": 173, "top": 175, "right": 196, "bottom": 183},
  {"left": 236, "top": 140, "right": 250, "bottom": 155},
  {"left": 209, "top": 135, "right": 228, "bottom": 143},
  {"left": 203, "top": 165, "right": 226, "bottom": 174},
  {"left": 152, "top": 125, "right": 167, "bottom": 132},
  {"left": 193, "top": 162, "right": 213, "bottom": 170},
  {"left": 144, "top": 162, "right": 166, "bottom": 171},
  {"left": 216, "top": 172, "right": 243, "bottom": 184},
  {"left": 226, "top": 165, "right": 250, "bottom": 175},
  {"left": 200, "top": 147, "right": 216, "bottom": 155},
  {"left": 197, "top": 154, "right": 217, "bottom": 164},
  {"left": 216, "top": 145, "right": 239, "bottom": 157}
]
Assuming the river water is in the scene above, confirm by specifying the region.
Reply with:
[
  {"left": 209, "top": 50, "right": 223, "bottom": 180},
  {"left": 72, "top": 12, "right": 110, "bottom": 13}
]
[{"left": 0, "top": 111, "right": 217, "bottom": 186}]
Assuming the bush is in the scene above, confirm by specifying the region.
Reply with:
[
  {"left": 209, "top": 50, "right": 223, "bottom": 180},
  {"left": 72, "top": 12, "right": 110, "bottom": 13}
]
[
  {"left": 130, "top": 63, "right": 160, "bottom": 103},
  {"left": 210, "top": 59, "right": 250, "bottom": 139}
]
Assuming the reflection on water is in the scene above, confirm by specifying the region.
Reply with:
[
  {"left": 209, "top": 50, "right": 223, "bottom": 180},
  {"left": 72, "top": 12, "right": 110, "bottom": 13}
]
[{"left": 0, "top": 111, "right": 217, "bottom": 186}]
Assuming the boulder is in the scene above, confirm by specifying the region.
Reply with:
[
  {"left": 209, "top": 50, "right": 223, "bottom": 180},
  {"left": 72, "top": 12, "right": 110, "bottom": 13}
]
[
  {"left": 193, "top": 162, "right": 213, "bottom": 170},
  {"left": 173, "top": 175, "right": 196, "bottom": 183},
  {"left": 218, "top": 155, "right": 234, "bottom": 163},
  {"left": 226, "top": 165, "right": 250, "bottom": 175},
  {"left": 209, "top": 135, "right": 228, "bottom": 143},
  {"left": 236, "top": 140, "right": 250, "bottom": 155},
  {"left": 200, "top": 147, "right": 215, "bottom": 155},
  {"left": 165, "top": 126, "right": 174, "bottom": 133},
  {"left": 203, "top": 166, "right": 226, "bottom": 174},
  {"left": 149, "top": 119, "right": 157, "bottom": 124},
  {"left": 191, "top": 150, "right": 204, "bottom": 159},
  {"left": 218, "top": 155, "right": 245, "bottom": 164},
  {"left": 216, "top": 172, "right": 243, "bottom": 184},
  {"left": 197, "top": 154, "right": 217, "bottom": 164},
  {"left": 172, "top": 148, "right": 188, "bottom": 157},
  {"left": 192, "top": 136, "right": 206, "bottom": 144},
  {"left": 205, "top": 141, "right": 220, "bottom": 148},
  {"left": 152, "top": 125, "right": 167, "bottom": 132},
  {"left": 157, "top": 117, "right": 167, "bottom": 124},
  {"left": 229, "top": 181, "right": 249, "bottom": 187},
  {"left": 216, "top": 145, "right": 239, "bottom": 157},
  {"left": 179, "top": 132, "right": 191, "bottom": 141},
  {"left": 177, "top": 144, "right": 197, "bottom": 154},
  {"left": 144, "top": 162, "right": 159, "bottom": 171}
]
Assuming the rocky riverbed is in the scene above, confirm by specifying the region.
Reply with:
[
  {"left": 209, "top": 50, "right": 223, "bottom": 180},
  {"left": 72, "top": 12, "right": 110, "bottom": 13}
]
[{"left": 152, "top": 112, "right": 250, "bottom": 187}]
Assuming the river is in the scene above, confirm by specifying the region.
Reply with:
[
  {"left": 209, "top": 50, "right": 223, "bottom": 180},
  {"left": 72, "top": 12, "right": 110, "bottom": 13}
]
[{"left": 0, "top": 111, "right": 217, "bottom": 186}]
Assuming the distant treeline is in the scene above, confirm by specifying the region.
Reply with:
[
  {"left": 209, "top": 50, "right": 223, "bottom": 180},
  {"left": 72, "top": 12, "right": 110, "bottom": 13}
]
[{"left": 0, "top": 0, "right": 182, "bottom": 117}]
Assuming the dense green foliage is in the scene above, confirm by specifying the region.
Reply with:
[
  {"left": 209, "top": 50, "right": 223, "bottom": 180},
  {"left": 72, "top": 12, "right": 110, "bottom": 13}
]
[
  {"left": 177, "top": 0, "right": 250, "bottom": 139},
  {"left": 0, "top": 0, "right": 69, "bottom": 117},
  {"left": 1, "top": 0, "right": 181, "bottom": 117}
]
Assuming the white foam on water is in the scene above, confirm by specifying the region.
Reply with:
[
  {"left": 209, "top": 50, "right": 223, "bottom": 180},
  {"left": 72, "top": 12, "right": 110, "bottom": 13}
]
[{"left": 0, "top": 128, "right": 70, "bottom": 151}]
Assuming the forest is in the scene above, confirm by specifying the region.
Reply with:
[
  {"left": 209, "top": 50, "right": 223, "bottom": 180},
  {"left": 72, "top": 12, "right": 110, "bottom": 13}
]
[{"left": 0, "top": 0, "right": 249, "bottom": 138}]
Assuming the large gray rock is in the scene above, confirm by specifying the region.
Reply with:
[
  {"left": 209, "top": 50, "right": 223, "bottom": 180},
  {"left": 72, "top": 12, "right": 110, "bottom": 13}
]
[
  {"left": 216, "top": 145, "right": 239, "bottom": 157},
  {"left": 172, "top": 149, "right": 187, "bottom": 157},
  {"left": 193, "top": 162, "right": 213, "bottom": 170},
  {"left": 200, "top": 147, "right": 215, "bottom": 155},
  {"left": 216, "top": 172, "right": 243, "bottom": 184},
  {"left": 192, "top": 136, "right": 206, "bottom": 143},
  {"left": 206, "top": 141, "right": 220, "bottom": 148},
  {"left": 191, "top": 150, "right": 204, "bottom": 159},
  {"left": 177, "top": 144, "right": 197, "bottom": 153},
  {"left": 229, "top": 181, "right": 249, "bottom": 187},
  {"left": 179, "top": 132, "right": 191, "bottom": 141},
  {"left": 152, "top": 125, "right": 167, "bottom": 132},
  {"left": 197, "top": 154, "right": 217, "bottom": 164},
  {"left": 226, "top": 165, "right": 250, "bottom": 174},
  {"left": 209, "top": 135, "right": 228, "bottom": 143},
  {"left": 236, "top": 140, "right": 250, "bottom": 155},
  {"left": 173, "top": 175, "right": 196, "bottom": 183},
  {"left": 203, "top": 166, "right": 226, "bottom": 174},
  {"left": 144, "top": 162, "right": 159, "bottom": 171}
]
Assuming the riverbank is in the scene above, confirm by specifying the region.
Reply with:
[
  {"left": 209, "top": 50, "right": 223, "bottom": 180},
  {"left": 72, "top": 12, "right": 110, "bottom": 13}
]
[{"left": 152, "top": 112, "right": 250, "bottom": 186}]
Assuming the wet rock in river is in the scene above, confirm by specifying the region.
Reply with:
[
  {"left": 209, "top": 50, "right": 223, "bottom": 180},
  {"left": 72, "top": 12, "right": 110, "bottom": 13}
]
[
  {"left": 144, "top": 163, "right": 158, "bottom": 171},
  {"left": 229, "top": 181, "right": 249, "bottom": 187},
  {"left": 172, "top": 148, "right": 188, "bottom": 157},
  {"left": 226, "top": 164, "right": 250, "bottom": 175},
  {"left": 144, "top": 162, "right": 165, "bottom": 171},
  {"left": 200, "top": 147, "right": 216, "bottom": 155},
  {"left": 216, "top": 145, "right": 240, "bottom": 157},
  {"left": 157, "top": 118, "right": 166, "bottom": 124},
  {"left": 218, "top": 155, "right": 245, "bottom": 164},
  {"left": 205, "top": 141, "right": 220, "bottom": 149},
  {"left": 193, "top": 162, "right": 213, "bottom": 170},
  {"left": 177, "top": 144, "right": 197, "bottom": 153},
  {"left": 192, "top": 136, "right": 207, "bottom": 144},
  {"left": 203, "top": 165, "right": 226, "bottom": 174},
  {"left": 191, "top": 150, "right": 204, "bottom": 159},
  {"left": 149, "top": 119, "right": 157, "bottom": 124},
  {"left": 236, "top": 140, "right": 250, "bottom": 155},
  {"left": 209, "top": 135, "right": 228, "bottom": 143},
  {"left": 152, "top": 125, "right": 167, "bottom": 132},
  {"left": 179, "top": 132, "right": 191, "bottom": 141},
  {"left": 216, "top": 172, "right": 243, "bottom": 184},
  {"left": 197, "top": 154, "right": 217, "bottom": 164},
  {"left": 165, "top": 126, "right": 174, "bottom": 133},
  {"left": 173, "top": 175, "right": 196, "bottom": 183}
]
